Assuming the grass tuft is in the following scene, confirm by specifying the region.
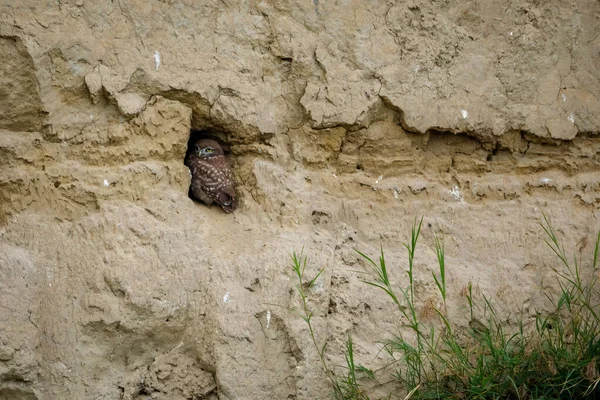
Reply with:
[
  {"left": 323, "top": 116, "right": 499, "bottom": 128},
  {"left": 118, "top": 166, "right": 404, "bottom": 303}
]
[{"left": 291, "top": 216, "right": 600, "bottom": 399}]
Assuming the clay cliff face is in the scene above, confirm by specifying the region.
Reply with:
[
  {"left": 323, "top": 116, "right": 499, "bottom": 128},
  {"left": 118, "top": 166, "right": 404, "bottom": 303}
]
[{"left": 0, "top": 1, "right": 599, "bottom": 399}]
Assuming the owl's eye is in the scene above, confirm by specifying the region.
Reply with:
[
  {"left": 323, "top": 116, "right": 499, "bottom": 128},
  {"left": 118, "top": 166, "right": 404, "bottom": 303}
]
[{"left": 204, "top": 147, "right": 214, "bottom": 153}]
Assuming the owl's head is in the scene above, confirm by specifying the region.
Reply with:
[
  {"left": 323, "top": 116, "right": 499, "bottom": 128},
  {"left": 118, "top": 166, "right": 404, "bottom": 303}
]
[{"left": 194, "top": 139, "right": 224, "bottom": 158}]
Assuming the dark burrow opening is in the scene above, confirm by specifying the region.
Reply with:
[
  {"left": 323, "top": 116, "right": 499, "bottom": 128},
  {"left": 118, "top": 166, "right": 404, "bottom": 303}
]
[{"left": 184, "top": 129, "right": 233, "bottom": 204}]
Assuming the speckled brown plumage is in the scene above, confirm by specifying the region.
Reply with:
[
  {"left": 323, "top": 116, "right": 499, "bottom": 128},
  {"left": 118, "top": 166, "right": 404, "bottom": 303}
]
[{"left": 188, "top": 139, "right": 237, "bottom": 213}]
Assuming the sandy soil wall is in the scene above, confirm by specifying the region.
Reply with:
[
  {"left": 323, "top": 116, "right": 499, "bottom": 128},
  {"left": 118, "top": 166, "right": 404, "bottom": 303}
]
[{"left": 1, "top": 1, "right": 599, "bottom": 399}]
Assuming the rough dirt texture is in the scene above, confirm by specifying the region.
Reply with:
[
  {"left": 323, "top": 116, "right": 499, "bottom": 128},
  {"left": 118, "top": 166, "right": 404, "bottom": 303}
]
[{"left": 1, "top": 1, "right": 599, "bottom": 399}]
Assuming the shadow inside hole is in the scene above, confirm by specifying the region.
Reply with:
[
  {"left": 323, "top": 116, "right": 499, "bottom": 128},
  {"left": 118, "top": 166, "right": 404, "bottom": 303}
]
[{"left": 184, "top": 130, "right": 231, "bottom": 202}]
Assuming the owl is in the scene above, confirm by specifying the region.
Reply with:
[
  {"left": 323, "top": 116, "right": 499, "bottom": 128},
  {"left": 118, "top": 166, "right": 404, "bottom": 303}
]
[{"left": 187, "top": 139, "right": 237, "bottom": 213}]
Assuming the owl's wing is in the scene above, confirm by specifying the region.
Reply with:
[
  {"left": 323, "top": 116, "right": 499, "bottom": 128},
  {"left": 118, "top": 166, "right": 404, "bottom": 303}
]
[
  {"left": 189, "top": 155, "right": 237, "bottom": 212},
  {"left": 189, "top": 158, "right": 221, "bottom": 198},
  {"left": 218, "top": 162, "right": 237, "bottom": 212},
  {"left": 218, "top": 186, "right": 237, "bottom": 212}
]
